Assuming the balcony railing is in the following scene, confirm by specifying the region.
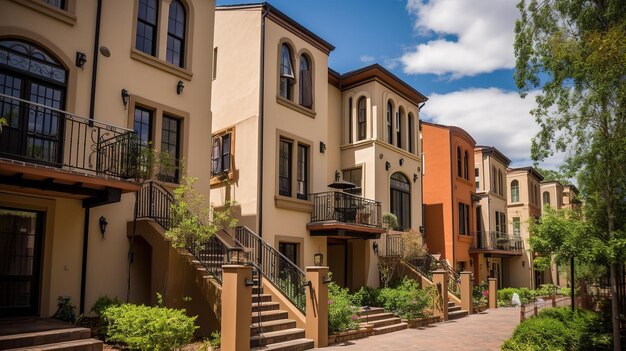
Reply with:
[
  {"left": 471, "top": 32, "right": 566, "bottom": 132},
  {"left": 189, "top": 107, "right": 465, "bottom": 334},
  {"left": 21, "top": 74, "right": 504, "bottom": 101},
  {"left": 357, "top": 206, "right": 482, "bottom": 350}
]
[
  {"left": 0, "top": 93, "right": 139, "bottom": 179},
  {"left": 309, "top": 191, "right": 382, "bottom": 228},
  {"left": 472, "top": 231, "right": 523, "bottom": 252}
]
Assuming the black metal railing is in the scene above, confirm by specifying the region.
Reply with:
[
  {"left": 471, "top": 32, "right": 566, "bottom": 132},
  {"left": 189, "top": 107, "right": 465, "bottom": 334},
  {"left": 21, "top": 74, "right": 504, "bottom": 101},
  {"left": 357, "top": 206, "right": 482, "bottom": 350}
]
[
  {"left": 235, "top": 226, "right": 307, "bottom": 314},
  {"left": 310, "top": 191, "right": 382, "bottom": 228},
  {"left": 136, "top": 180, "right": 241, "bottom": 284},
  {"left": 0, "top": 93, "right": 140, "bottom": 179},
  {"left": 473, "top": 231, "right": 523, "bottom": 252},
  {"left": 384, "top": 233, "right": 461, "bottom": 298}
]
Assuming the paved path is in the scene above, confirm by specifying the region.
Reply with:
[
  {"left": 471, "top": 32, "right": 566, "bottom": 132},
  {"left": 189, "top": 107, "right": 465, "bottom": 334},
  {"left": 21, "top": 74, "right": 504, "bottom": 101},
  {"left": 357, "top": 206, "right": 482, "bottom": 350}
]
[{"left": 323, "top": 308, "right": 520, "bottom": 351}]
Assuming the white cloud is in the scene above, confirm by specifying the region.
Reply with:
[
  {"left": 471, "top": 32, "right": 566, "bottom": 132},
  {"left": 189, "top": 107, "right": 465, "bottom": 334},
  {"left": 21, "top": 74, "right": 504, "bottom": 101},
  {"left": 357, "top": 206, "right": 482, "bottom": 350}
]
[
  {"left": 422, "top": 87, "right": 567, "bottom": 168},
  {"left": 401, "top": 0, "right": 519, "bottom": 78},
  {"left": 360, "top": 55, "right": 375, "bottom": 63}
]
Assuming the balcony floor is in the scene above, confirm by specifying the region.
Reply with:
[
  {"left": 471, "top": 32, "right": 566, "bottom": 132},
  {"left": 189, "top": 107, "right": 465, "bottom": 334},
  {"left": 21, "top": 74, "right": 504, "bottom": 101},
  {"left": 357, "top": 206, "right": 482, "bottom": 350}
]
[
  {"left": 469, "top": 248, "right": 523, "bottom": 257},
  {"left": 307, "top": 221, "right": 385, "bottom": 239}
]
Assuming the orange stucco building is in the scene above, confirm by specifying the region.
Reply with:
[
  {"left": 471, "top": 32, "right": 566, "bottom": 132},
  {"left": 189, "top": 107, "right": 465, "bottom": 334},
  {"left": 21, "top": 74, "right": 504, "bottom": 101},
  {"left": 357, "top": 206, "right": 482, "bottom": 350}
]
[{"left": 421, "top": 121, "right": 476, "bottom": 271}]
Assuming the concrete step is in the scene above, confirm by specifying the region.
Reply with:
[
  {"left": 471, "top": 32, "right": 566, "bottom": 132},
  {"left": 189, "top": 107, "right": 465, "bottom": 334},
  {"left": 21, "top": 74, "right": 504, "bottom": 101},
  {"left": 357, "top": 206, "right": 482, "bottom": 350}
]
[
  {"left": 356, "top": 307, "right": 385, "bottom": 317},
  {"left": 252, "top": 301, "right": 281, "bottom": 313},
  {"left": 252, "top": 294, "right": 273, "bottom": 303},
  {"left": 373, "top": 322, "right": 408, "bottom": 335},
  {"left": 251, "top": 319, "right": 297, "bottom": 336},
  {"left": 359, "top": 316, "right": 402, "bottom": 329},
  {"left": 252, "top": 310, "right": 289, "bottom": 324},
  {"left": 448, "top": 310, "right": 469, "bottom": 320},
  {"left": 360, "top": 312, "right": 395, "bottom": 322},
  {"left": 4, "top": 338, "right": 103, "bottom": 351},
  {"left": 448, "top": 305, "right": 462, "bottom": 312},
  {"left": 0, "top": 327, "right": 91, "bottom": 349},
  {"left": 250, "top": 338, "right": 314, "bottom": 351},
  {"left": 250, "top": 328, "right": 305, "bottom": 347},
  {"left": 253, "top": 287, "right": 264, "bottom": 295}
]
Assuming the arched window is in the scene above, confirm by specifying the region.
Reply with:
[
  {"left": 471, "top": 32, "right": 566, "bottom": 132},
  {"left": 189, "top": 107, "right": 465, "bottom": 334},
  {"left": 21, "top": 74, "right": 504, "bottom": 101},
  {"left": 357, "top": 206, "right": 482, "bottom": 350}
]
[
  {"left": 390, "top": 172, "right": 411, "bottom": 230},
  {"left": 463, "top": 150, "right": 469, "bottom": 180},
  {"left": 0, "top": 39, "right": 67, "bottom": 165},
  {"left": 348, "top": 97, "right": 353, "bottom": 143},
  {"left": 543, "top": 191, "right": 550, "bottom": 206},
  {"left": 166, "top": 0, "right": 186, "bottom": 67},
  {"left": 396, "top": 109, "right": 403, "bottom": 149},
  {"left": 136, "top": 0, "right": 159, "bottom": 56},
  {"left": 386, "top": 101, "right": 393, "bottom": 144},
  {"left": 357, "top": 97, "right": 367, "bottom": 141},
  {"left": 511, "top": 180, "right": 519, "bottom": 202},
  {"left": 408, "top": 113, "right": 414, "bottom": 153},
  {"left": 299, "top": 55, "right": 312, "bottom": 108},
  {"left": 457, "top": 147, "right": 462, "bottom": 177},
  {"left": 279, "top": 44, "right": 294, "bottom": 100},
  {"left": 498, "top": 170, "right": 503, "bottom": 195}
]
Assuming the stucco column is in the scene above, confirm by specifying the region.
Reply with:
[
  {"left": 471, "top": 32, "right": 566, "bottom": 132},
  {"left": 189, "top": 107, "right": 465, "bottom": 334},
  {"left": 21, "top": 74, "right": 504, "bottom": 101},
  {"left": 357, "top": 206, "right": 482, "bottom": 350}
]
[
  {"left": 432, "top": 270, "right": 449, "bottom": 321},
  {"left": 488, "top": 277, "right": 498, "bottom": 309},
  {"left": 221, "top": 265, "right": 252, "bottom": 351},
  {"left": 460, "top": 271, "right": 473, "bottom": 315},
  {"left": 305, "top": 266, "right": 329, "bottom": 348}
]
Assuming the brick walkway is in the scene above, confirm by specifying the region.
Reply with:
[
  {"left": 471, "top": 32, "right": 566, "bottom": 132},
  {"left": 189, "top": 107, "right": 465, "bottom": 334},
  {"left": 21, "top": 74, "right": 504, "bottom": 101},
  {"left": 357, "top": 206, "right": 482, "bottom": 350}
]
[{"left": 323, "top": 308, "right": 520, "bottom": 351}]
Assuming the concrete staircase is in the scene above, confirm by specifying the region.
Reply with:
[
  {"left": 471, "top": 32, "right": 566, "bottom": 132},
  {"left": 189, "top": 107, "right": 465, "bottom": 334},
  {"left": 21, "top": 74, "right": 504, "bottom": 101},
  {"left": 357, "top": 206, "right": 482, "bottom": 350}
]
[
  {"left": 447, "top": 301, "right": 469, "bottom": 320},
  {"left": 356, "top": 307, "right": 408, "bottom": 335},
  {"left": 0, "top": 325, "right": 102, "bottom": 351},
  {"left": 250, "top": 277, "right": 313, "bottom": 351}
]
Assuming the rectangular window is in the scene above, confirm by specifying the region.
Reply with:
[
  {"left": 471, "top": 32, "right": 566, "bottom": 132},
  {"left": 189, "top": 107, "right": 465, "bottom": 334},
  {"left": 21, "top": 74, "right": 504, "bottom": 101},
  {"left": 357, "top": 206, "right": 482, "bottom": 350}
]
[
  {"left": 476, "top": 181, "right": 480, "bottom": 191},
  {"left": 43, "top": 0, "right": 65, "bottom": 9},
  {"left": 343, "top": 168, "right": 362, "bottom": 196},
  {"left": 279, "top": 139, "right": 292, "bottom": 197},
  {"left": 513, "top": 217, "right": 520, "bottom": 236},
  {"left": 459, "top": 203, "right": 469, "bottom": 235},
  {"left": 133, "top": 107, "right": 153, "bottom": 145},
  {"left": 296, "top": 144, "right": 308, "bottom": 200},
  {"left": 475, "top": 168, "right": 479, "bottom": 177},
  {"left": 211, "top": 131, "right": 231, "bottom": 176},
  {"left": 159, "top": 116, "right": 180, "bottom": 183},
  {"left": 279, "top": 242, "right": 298, "bottom": 266},
  {"left": 136, "top": 0, "right": 159, "bottom": 56},
  {"left": 501, "top": 212, "right": 507, "bottom": 234}
]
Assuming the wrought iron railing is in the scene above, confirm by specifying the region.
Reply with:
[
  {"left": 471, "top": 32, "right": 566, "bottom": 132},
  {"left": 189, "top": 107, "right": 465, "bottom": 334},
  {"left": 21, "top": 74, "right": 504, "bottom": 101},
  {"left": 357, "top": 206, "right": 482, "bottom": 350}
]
[
  {"left": 0, "top": 93, "right": 140, "bottom": 179},
  {"left": 310, "top": 191, "right": 382, "bottom": 228},
  {"left": 235, "top": 226, "right": 307, "bottom": 314},
  {"left": 472, "top": 231, "right": 523, "bottom": 252},
  {"left": 136, "top": 180, "right": 242, "bottom": 284},
  {"left": 384, "top": 233, "right": 461, "bottom": 298}
]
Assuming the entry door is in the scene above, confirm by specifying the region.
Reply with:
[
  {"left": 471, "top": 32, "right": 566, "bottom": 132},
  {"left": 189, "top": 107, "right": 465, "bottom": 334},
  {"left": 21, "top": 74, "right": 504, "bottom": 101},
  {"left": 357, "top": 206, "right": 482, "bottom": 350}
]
[
  {"left": 0, "top": 208, "right": 44, "bottom": 316},
  {"left": 489, "top": 258, "right": 503, "bottom": 289}
]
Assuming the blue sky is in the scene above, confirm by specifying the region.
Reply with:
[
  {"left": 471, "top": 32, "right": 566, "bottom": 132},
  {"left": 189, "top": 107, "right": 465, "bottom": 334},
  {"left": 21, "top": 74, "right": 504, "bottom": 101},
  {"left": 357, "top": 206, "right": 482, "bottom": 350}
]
[{"left": 217, "top": 0, "right": 562, "bottom": 170}]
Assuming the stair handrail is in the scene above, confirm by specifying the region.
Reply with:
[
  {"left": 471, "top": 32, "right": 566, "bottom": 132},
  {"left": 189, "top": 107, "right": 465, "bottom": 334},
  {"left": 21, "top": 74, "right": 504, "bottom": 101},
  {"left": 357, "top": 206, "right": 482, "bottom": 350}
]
[
  {"left": 136, "top": 180, "right": 243, "bottom": 283},
  {"left": 234, "top": 226, "right": 307, "bottom": 314}
]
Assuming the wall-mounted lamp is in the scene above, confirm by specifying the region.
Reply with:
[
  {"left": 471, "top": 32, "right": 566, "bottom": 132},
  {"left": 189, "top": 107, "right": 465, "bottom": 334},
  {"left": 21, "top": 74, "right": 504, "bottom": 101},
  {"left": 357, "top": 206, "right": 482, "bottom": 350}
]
[
  {"left": 176, "top": 80, "right": 184, "bottom": 95},
  {"left": 121, "top": 89, "right": 130, "bottom": 109},
  {"left": 372, "top": 242, "right": 379, "bottom": 256},
  {"left": 99, "top": 216, "right": 108, "bottom": 238},
  {"left": 413, "top": 173, "right": 418, "bottom": 182},
  {"left": 385, "top": 161, "right": 391, "bottom": 171},
  {"left": 75, "top": 52, "right": 87, "bottom": 68},
  {"left": 399, "top": 158, "right": 404, "bottom": 166},
  {"left": 419, "top": 226, "right": 425, "bottom": 235},
  {"left": 320, "top": 141, "right": 326, "bottom": 154},
  {"left": 314, "top": 252, "right": 323, "bottom": 266}
]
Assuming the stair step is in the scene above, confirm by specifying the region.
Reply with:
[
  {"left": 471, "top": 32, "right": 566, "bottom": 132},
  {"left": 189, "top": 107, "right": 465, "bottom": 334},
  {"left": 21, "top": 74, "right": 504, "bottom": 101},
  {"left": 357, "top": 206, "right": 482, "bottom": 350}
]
[
  {"left": 0, "top": 327, "right": 91, "bottom": 349},
  {"left": 252, "top": 302, "right": 281, "bottom": 312},
  {"left": 250, "top": 338, "right": 314, "bottom": 351},
  {"left": 448, "top": 305, "right": 461, "bottom": 312},
  {"left": 253, "top": 287, "right": 264, "bottom": 294},
  {"left": 373, "top": 322, "right": 408, "bottom": 335},
  {"left": 359, "top": 317, "right": 401, "bottom": 328},
  {"left": 448, "top": 310, "right": 469, "bottom": 320},
  {"left": 251, "top": 319, "right": 297, "bottom": 335},
  {"left": 252, "top": 294, "right": 273, "bottom": 303},
  {"left": 360, "top": 312, "right": 395, "bottom": 322},
  {"left": 356, "top": 307, "right": 385, "bottom": 317},
  {"left": 250, "top": 328, "right": 305, "bottom": 347},
  {"left": 252, "top": 310, "right": 289, "bottom": 323},
  {"left": 4, "top": 338, "right": 103, "bottom": 351}
]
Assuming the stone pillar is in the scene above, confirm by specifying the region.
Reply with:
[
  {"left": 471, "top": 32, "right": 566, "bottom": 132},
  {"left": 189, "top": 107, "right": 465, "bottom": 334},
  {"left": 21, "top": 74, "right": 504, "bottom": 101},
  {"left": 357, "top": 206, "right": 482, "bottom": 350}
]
[
  {"left": 488, "top": 277, "right": 497, "bottom": 309},
  {"left": 221, "top": 265, "right": 252, "bottom": 351},
  {"left": 432, "top": 270, "right": 449, "bottom": 321},
  {"left": 460, "top": 271, "right": 473, "bottom": 315},
  {"left": 305, "top": 266, "right": 329, "bottom": 348}
]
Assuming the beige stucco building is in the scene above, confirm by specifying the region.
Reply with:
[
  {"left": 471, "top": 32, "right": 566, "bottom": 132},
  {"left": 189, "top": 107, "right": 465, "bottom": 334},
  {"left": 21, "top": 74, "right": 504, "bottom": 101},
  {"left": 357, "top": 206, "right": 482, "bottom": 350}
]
[
  {"left": 211, "top": 3, "right": 426, "bottom": 290},
  {"left": 0, "top": 0, "right": 215, "bottom": 319}
]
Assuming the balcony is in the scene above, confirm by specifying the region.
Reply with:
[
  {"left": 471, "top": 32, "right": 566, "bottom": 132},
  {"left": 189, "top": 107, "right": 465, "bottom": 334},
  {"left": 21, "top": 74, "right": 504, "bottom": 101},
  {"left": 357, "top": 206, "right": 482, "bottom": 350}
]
[
  {"left": 470, "top": 231, "right": 523, "bottom": 256},
  {"left": 307, "top": 191, "right": 385, "bottom": 238},
  {"left": 0, "top": 93, "right": 141, "bottom": 206}
]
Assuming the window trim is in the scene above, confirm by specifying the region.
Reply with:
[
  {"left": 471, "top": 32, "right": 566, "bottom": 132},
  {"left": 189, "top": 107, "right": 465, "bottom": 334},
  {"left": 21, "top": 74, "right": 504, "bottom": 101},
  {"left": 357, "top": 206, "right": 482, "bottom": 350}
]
[
  {"left": 166, "top": 0, "right": 187, "bottom": 68},
  {"left": 135, "top": 0, "right": 159, "bottom": 57},
  {"left": 11, "top": 0, "right": 77, "bottom": 26},
  {"left": 298, "top": 53, "right": 313, "bottom": 108},
  {"left": 275, "top": 130, "right": 313, "bottom": 212},
  {"left": 210, "top": 127, "right": 236, "bottom": 185},
  {"left": 279, "top": 43, "right": 295, "bottom": 101},
  {"left": 458, "top": 202, "right": 470, "bottom": 235},
  {"left": 511, "top": 180, "right": 520, "bottom": 202}
]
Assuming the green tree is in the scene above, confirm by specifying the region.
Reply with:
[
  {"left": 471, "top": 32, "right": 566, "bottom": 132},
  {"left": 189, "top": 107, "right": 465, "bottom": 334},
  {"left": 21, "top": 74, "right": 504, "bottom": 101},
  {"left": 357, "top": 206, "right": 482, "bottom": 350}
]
[
  {"left": 515, "top": 1, "right": 626, "bottom": 348},
  {"left": 535, "top": 167, "right": 570, "bottom": 185}
]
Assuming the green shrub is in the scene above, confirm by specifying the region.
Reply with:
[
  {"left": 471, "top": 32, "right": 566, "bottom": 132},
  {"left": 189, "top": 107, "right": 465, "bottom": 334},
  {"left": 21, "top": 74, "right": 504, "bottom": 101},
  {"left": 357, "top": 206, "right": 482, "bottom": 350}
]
[
  {"left": 376, "top": 278, "right": 432, "bottom": 320},
  {"left": 209, "top": 330, "right": 220, "bottom": 348},
  {"left": 103, "top": 303, "right": 198, "bottom": 351},
  {"left": 498, "top": 287, "right": 534, "bottom": 306},
  {"left": 502, "top": 316, "right": 574, "bottom": 351},
  {"left": 351, "top": 286, "right": 380, "bottom": 307},
  {"left": 472, "top": 281, "right": 488, "bottom": 307},
  {"left": 328, "top": 282, "right": 358, "bottom": 333},
  {"left": 91, "top": 295, "right": 122, "bottom": 317}
]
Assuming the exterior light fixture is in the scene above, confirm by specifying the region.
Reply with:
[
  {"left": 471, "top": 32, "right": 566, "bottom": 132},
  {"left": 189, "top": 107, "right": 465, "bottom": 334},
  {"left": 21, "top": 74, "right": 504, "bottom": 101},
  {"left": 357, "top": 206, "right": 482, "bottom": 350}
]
[
  {"left": 399, "top": 158, "right": 404, "bottom": 166},
  {"left": 385, "top": 161, "right": 391, "bottom": 171},
  {"left": 372, "top": 242, "right": 379, "bottom": 256},
  {"left": 419, "top": 226, "right": 425, "bottom": 234},
  {"left": 314, "top": 252, "right": 323, "bottom": 266},
  {"left": 99, "top": 216, "right": 108, "bottom": 238},
  {"left": 75, "top": 52, "right": 87, "bottom": 68},
  {"left": 413, "top": 173, "right": 418, "bottom": 182},
  {"left": 176, "top": 80, "right": 184, "bottom": 95},
  {"left": 320, "top": 141, "right": 326, "bottom": 154},
  {"left": 121, "top": 89, "right": 130, "bottom": 109}
]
